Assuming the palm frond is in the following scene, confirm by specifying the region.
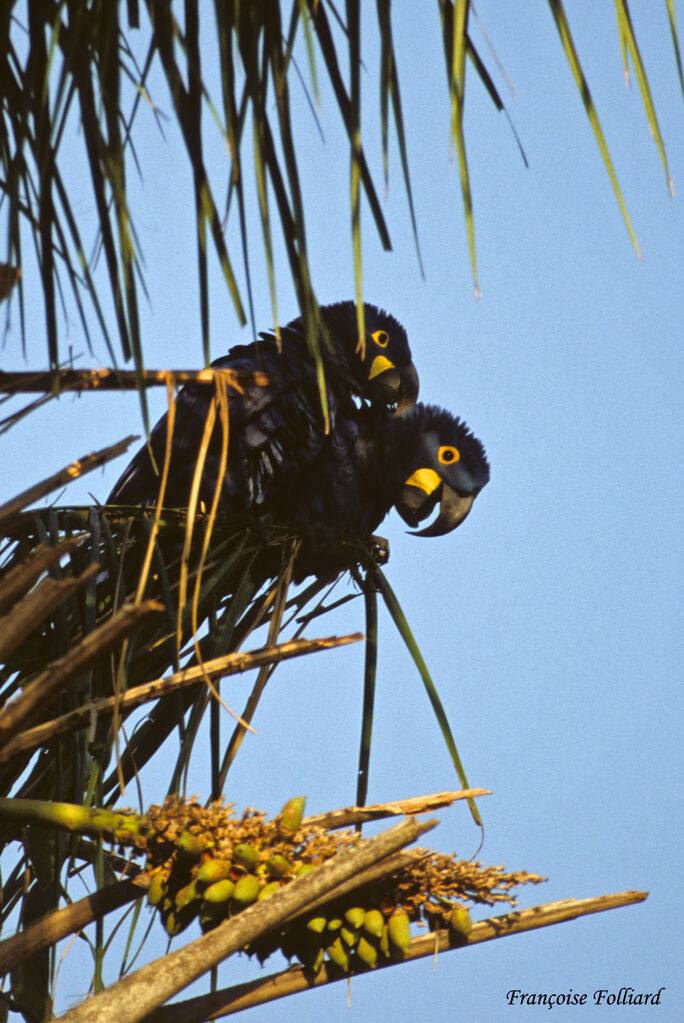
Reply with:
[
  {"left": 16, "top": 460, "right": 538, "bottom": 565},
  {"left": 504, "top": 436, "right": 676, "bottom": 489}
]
[
  {"left": 3, "top": 1, "right": 675, "bottom": 385},
  {"left": 548, "top": 0, "right": 642, "bottom": 258},
  {"left": 615, "top": 0, "right": 674, "bottom": 196}
]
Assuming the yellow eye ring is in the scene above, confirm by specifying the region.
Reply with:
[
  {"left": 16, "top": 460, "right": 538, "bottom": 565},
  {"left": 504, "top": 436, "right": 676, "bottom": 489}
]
[
  {"left": 371, "top": 329, "right": 389, "bottom": 348},
  {"left": 438, "top": 445, "right": 460, "bottom": 465}
]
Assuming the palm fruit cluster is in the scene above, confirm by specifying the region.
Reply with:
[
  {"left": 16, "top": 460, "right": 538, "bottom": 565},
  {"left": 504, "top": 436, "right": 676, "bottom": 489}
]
[
  {"left": 253, "top": 847, "right": 544, "bottom": 972},
  {"left": 111, "top": 794, "right": 546, "bottom": 972},
  {"left": 135, "top": 795, "right": 319, "bottom": 937}
]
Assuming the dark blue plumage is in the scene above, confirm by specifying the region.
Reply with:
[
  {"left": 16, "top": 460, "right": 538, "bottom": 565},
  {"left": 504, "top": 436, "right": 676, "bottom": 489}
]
[
  {"left": 108, "top": 302, "right": 489, "bottom": 544},
  {"left": 261, "top": 301, "right": 419, "bottom": 415},
  {"left": 108, "top": 301, "right": 419, "bottom": 511},
  {"left": 266, "top": 402, "right": 490, "bottom": 538}
]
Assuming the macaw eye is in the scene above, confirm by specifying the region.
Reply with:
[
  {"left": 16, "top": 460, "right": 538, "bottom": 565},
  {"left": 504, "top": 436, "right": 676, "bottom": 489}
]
[
  {"left": 371, "top": 329, "right": 389, "bottom": 348},
  {"left": 438, "top": 445, "right": 460, "bottom": 465}
]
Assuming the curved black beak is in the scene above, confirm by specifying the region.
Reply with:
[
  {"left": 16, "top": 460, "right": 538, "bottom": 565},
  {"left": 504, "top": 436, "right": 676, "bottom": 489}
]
[
  {"left": 394, "top": 362, "right": 419, "bottom": 415},
  {"left": 408, "top": 483, "right": 475, "bottom": 537},
  {"left": 395, "top": 478, "right": 476, "bottom": 537},
  {"left": 367, "top": 360, "right": 419, "bottom": 414}
]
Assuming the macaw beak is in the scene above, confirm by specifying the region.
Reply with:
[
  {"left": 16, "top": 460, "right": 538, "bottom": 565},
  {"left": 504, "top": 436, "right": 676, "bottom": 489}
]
[
  {"left": 409, "top": 484, "right": 475, "bottom": 537},
  {"left": 367, "top": 359, "right": 419, "bottom": 415},
  {"left": 395, "top": 469, "right": 475, "bottom": 537}
]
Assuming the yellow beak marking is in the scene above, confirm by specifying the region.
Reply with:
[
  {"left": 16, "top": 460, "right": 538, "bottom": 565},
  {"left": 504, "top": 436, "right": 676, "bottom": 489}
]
[
  {"left": 368, "top": 354, "right": 395, "bottom": 380},
  {"left": 404, "top": 468, "right": 442, "bottom": 495}
]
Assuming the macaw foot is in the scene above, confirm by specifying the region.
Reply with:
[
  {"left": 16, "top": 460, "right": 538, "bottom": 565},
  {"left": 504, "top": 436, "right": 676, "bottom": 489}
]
[{"left": 369, "top": 534, "right": 390, "bottom": 565}]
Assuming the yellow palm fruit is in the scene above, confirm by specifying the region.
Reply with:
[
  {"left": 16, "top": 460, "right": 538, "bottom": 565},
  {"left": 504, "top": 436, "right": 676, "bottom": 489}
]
[
  {"left": 326, "top": 917, "right": 343, "bottom": 934},
  {"left": 379, "top": 922, "right": 390, "bottom": 957},
  {"left": 277, "top": 796, "right": 306, "bottom": 838},
  {"left": 356, "top": 935, "right": 378, "bottom": 969},
  {"left": 387, "top": 909, "right": 411, "bottom": 953},
  {"left": 177, "top": 830, "right": 213, "bottom": 856},
  {"left": 232, "top": 873, "right": 260, "bottom": 907},
  {"left": 162, "top": 905, "right": 195, "bottom": 937},
  {"left": 147, "top": 869, "right": 166, "bottom": 907},
  {"left": 174, "top": 880, "right": 198, "bottom": 910},
  {"left": 363, "top": 908, "right": 384, "bottom": 939},
  {"left": 257, "top": 881, "right": 281, "bottom": 901},
  {"left": 306, "top": 915, "right": 328, "bottom": 935},
  {"left": 163, "top": 910, "right": 182, "bottom": 937},
  {"left": 203, "top": 879, "right": 235, "bottom": 904},
  {"left": 326, "top": 936, "right": 350, "bottom": 971},
  {"left": 340, "top": 925, "right": 359, "bottom": 949},
  {"left": 449, "top": 905, "right": 473, "bottom": 940},
  {"left": 233, "top": 843, "right": 258, "bottom": 871},
  {"left": 344, "top": 906, "right": 365, "bottom": 930},
  {"left": 196, "top": 858, "right": 232, "bottom": 885},
  {"left": 266, "top": 853, "right": 291, "bottom": 878}
]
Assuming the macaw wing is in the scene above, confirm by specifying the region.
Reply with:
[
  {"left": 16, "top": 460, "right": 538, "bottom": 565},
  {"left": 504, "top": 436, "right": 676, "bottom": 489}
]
[{"left": 107, "top": 339, "right": 333, "bottom": 514}]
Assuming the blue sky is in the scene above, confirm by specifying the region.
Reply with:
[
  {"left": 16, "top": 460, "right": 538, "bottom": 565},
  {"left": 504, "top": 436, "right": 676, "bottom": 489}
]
[{"left": 1, "top": 4, "right": 682, "bottom": 1020}]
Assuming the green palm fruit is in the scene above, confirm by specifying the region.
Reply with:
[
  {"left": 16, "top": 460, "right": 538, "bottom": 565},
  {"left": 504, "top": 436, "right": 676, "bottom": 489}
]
[
  {"left": 356, "top": 935, "right": 378, "bottom": 969},
  {"left": 294, "top": 863, "right": 315, "bottom": 878},
  {"left": 233, "top": 843, "right": 258, "bottom": 871},
  {"left": 174, "top": 880, "right": 198, "bottom": 910},
  {"left": 266, "top": 853, "right": 291, "bottom": 878},
  {"left": 388, "top": 909, "right": 411, "bottom": 953},
  {"left": 162, "top": 905, "right": 195, "bottom": 937},
  {"left": 257, "top": 881, "right": 281, "bottom": 901},
  {"left": 196, "top": 858, "right": 232, "bottom": 885},
  {"left": 340, "top": 925, "right": 359, "bottom": 949},
  {"left": 363, "top": 908, "right": 384, "bottom": 939},
  {"left": 277, "top": 796, "right": 306, "bottom": 838},
  {"left": 306, "top": 915, "right": 327, "bottom": 935},
  {"left": 449, "top": 905, "right": 473, "bottom": 940},
  {"left": 147, "top": 870, "right": 166, "bottom": 907},
  {"left": 344, "top": 907, "right": 365, "bottom": 930},
  {"left": 232, "top": 873, "right": 260, "bottom": 907},
  {"left": 177, "top": 830, "right": 213, "bottom": 856},
  {"left": 163, "top": 910, "right": 182, "bottom": 937},
  {"left": 326, "top": 936, "right": 350, "bottom": 971},
  {"left": 203, "top": 879, "right": 235, "bottom": 904}
]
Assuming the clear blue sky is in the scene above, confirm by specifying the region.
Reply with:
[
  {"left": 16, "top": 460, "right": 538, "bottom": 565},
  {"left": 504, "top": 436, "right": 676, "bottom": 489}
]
[{"left": 1, "top": 4, "right": 682, "bottom": 1020}]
